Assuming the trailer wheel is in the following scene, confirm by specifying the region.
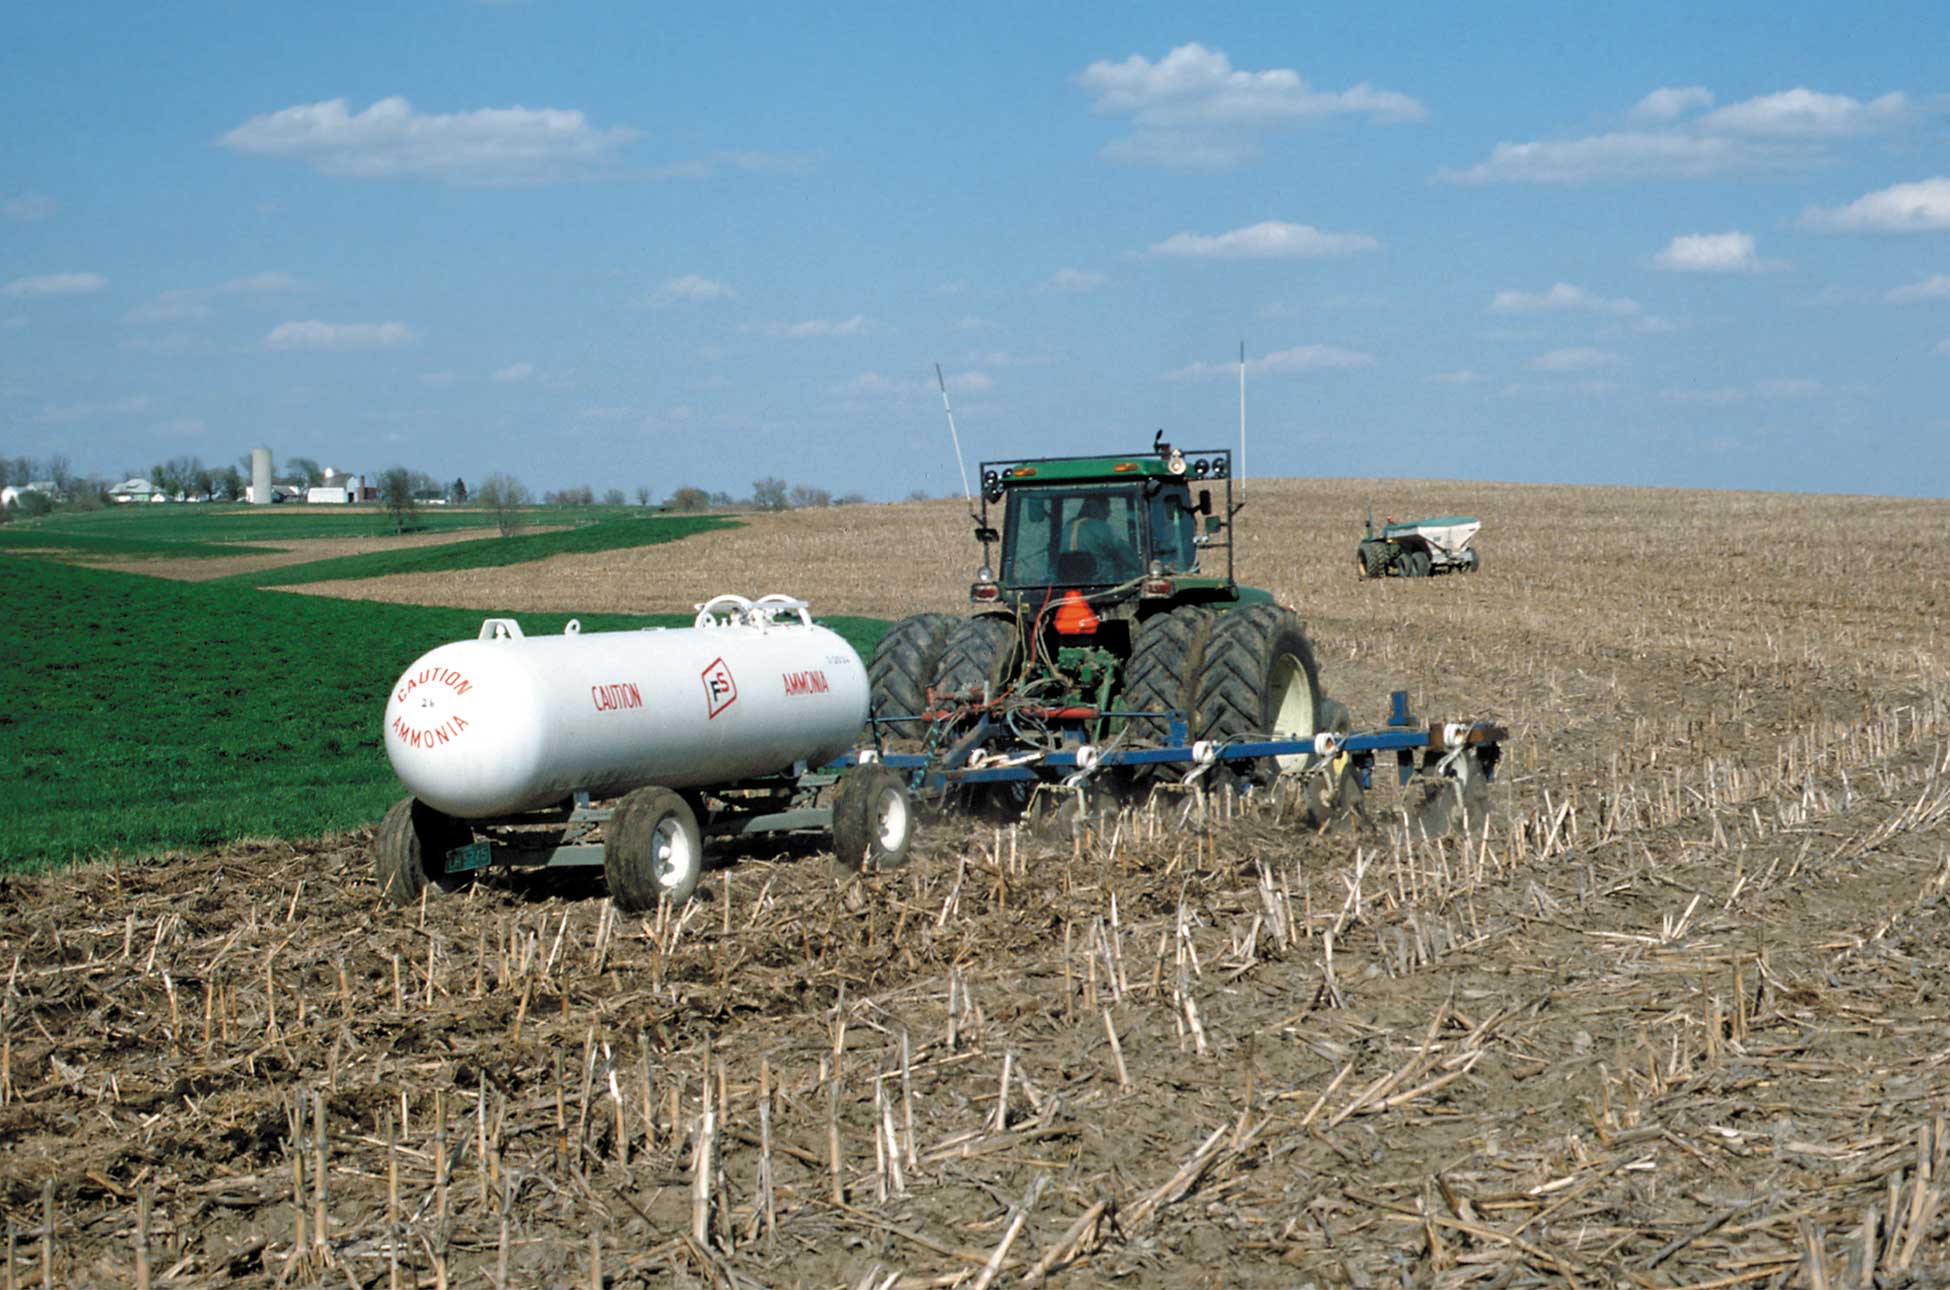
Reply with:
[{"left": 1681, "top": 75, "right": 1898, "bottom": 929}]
[
  {"left": 605, "top": 787, "right": 703, "bottom": 911},
  {"left": 1462, "top": 547, "right": 1481, "bottom": 574},
  {"left": 831, "top": 763, "right": 914, "bottom": 874},
  {"left": 1193, "top": 605, "right": 1325, "bottom": 787},
  {"left": 1121, "top": 606, "right": 1214, "bottom": 782},
  {"left": 375, "top": 796, "right": 475, "bottom": 906},
  {"left": 868, "top": 612, "right": 957, "bottom": 740},
  {"left": 931, "top": 614, "right": 1018, "bottom": 704}
]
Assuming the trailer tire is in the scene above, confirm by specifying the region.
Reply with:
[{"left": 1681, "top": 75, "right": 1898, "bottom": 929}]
[
  {"left": 1121, "top": 606, "right": 1215, "bottom": 783},
  {"left": 1463, "top": 547, "right": 1481, "bottom": 574},
  {"left": 605, "top": 787, "right": 703, "bottom": 911},
  {"left": 1403, "top": 549, "right": 1432, "bottom": 578},
  {"left": 868, "top": 612, "right": 957, "bottom": 740},
  {"left": 1193, "top": 605, "right": 1325, "bottom": 787},
  {"left": 376, "top": 796, "right": 475, "bottom": 906},
  {"left": 831, "top": 763, "right": 914, "bottom": 874},
  {"left": 931, "top": 614, "right": 1018, "bottom": 704}
]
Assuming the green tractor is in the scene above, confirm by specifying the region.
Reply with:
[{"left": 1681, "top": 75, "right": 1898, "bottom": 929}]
[{"left": 868, "top": 435, "right": 1334, "bottom": 795}]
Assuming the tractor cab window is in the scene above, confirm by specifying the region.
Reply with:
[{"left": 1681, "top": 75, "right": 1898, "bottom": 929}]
[
  {"left": 1149, "top": 487, "right": 1199, "bottom": 573},
  {"left": 1002, "top": 486, "right": 1144, "bottom": 587}
]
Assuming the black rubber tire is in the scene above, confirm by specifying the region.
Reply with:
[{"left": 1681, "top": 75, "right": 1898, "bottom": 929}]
[
  {"left": 831, "top": 763, "right": 915, "bottom": 874},
  {"left": 604, "top": 786, "right": 703, "bottom": 912},
  {"left": 1192, "top": 604, "right": 1325, "bottom": 787},
  {"left": 931, "top": 614, "right": 1019, "bottom": 703},
  {"left": 1463, "top": 547, "right": 1481, "bottom": 574},
  {"left": 1403, "top": 549, "right": 1432, "bottom": 578},
  {"left": 375, "top": 796, "right": 475, "bottom": 906},
  {"left": 1358, "top": 542, "right": 1390, "bottom": 579},
  {"left": 867, "top": 612, "right": 957, "bottom": 740},
  {"left": 1120, "top": 606, "right": 1215, "bottom": 782}
]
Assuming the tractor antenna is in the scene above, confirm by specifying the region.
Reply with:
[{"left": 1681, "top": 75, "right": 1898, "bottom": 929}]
[
  {"left": 1237, "top": 341, "right": 1247, "bottom": 504},
  {"left": 935, "top": 363, "right": 973, "bottom": 505}
]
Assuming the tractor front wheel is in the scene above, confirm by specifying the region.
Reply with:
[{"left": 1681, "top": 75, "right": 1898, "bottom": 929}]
[
  {"left": 868, "top": 612, "right": 957, "bottom": 740},
  {"left": 375, "top": 796, "right": 475, "bottom": 906},
  {"left": 1193, "top": 605, "right": 1325, "bottom": 787},
  {"left": 605, "top": 787, "right": 703, "bottom": 911}
]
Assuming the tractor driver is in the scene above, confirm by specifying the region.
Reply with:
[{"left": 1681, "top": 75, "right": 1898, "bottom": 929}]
[{"left": 1065, "top": 495, "right": 1132, "bottom": 581}]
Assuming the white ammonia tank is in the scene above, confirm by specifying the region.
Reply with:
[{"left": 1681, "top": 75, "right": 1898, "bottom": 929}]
[{"left": 385, "top": 595, "right": 868, "bottom": 819}]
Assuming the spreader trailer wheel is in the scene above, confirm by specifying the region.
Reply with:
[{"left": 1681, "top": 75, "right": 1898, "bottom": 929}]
[
  {"left": 830, "top": 762, "right": 915, "bottom": 874},
  {"left": 605, "top": 786, "right": 704, "bottom": 911},
  {"left": 375, "top": 796, "right": 478, "bottom": 906}
]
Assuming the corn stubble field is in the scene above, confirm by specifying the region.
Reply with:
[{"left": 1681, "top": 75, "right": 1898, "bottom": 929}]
[{"left": 4, "top": 479, "right": 1950, "bottom": 1287}]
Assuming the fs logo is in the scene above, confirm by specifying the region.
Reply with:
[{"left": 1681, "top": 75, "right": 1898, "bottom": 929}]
[{"left": 701, "top": 657, "right": 738, "bottom": 719}]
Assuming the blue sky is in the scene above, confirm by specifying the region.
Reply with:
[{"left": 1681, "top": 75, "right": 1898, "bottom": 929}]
[{"left": 4, "top": 2, "right": 1947, "bottom": 499}]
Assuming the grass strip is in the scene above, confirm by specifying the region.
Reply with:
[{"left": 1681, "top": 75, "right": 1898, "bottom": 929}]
[
  {"left": 0, "top": 529, "right": 284, "bottom": 558},
  {"left": 222, "top": 514, "right": 741, "bottom": 587}
]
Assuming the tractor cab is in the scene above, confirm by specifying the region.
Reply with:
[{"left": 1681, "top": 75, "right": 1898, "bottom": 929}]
[{"left": 970, "top": 435, "right": 1235, "bottom": 611}]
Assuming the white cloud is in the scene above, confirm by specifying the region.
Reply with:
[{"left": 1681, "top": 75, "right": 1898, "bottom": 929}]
[
  {"left": 126, "top": 271, "right": 300, "bottom": 323},
  {"left": 971, "top": 350, "right": 1052, "bottom": 368},
  {"left": 1665, "top": 378, "right": 1820, "bottom": 403},
  {"left": 1146, "top": 220, "right": 1379, "bottom": 260},
  {"left": 1532, "top": 347, "right": 1619, "bottom": 372},
  {"left": 155, "top": 416, "right": 208, "bottom": 437},
  {"left": 492, "top": 361, "right": 535, "bottom": 383},
  {"left": 219, "top": 96, "right": 639, "bottom": 184},
  {"left": 1077, "top": 42, "right": 1423, "bottom": 169},
  {"left": 4, "top": 272, "right": 108, "bottom": 298},
  {"left": 1702, "top": 88, "right": 1912, "bottom": 137},
  {"left": 647, "top": 274, "right": 733, "bottom": 307},
  {"left": 1427, "top": 370, "right": 1487, "bottom": 384},
  {"left": 1040, "top": 268, "right": 1109, "bottom": 293},
  {"left": 1439, "top": 132, "right": 1775, "bottom": 185},
  {"left": 1630, "top": 87, "right": 1713, "bottom": 123},
  {"left": 932, "top": 280, "right": 968, "bottom": 296},
  {"left": 264, "top": 320, "right": 415, "bottom": 350},
  {"left": 740, "top": 315, "right": 868, "bottom": 338},
  {"left": 1756, "top": 377, "right": 1820, "bottom": 396},
  {"left": 3, "top": 192, "right": 58, "bottom": 221},
  {"left": 1630, "top": 315, "right": 1679, "bottom": 335},
  {"left": 1488, "top": 282, "right": 1639, "bottom": 315},
  {"left": 1888, "top": 274, "right": 1950, "bottom": 302},
  {"left": 1441, "top": 85, "right": 1926, "bottom": 185},
  {"left": 578, "top": 406, "right": 637, "bottom": 420},
  {"left": 420, "top": 371, "right": 457, "bottom": 386},
  {"left": 1803, "top": 178, "right": 1950, "bottom": 233},
  {"left": 1167, "top": 344, "right": 1374, "bottom": 380},
  {"left": 1652, "top": 231, "right": 1775, "bottom": 273},
  {"left": 1663, "top": 385, "right": 1747, "bottom": 405},
  {"left": 953, "top": 314, "right": 1002, "bottom": 331}
]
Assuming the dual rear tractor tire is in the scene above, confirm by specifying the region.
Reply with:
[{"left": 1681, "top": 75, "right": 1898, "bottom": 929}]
[
  {"left": 1193, "top": 604, "right": 1326, "bottom": 788},
  {"left": 929, "top": 614, "right": 1018, "bottom": 704},
  {"left": 866, "top": 612, "right": 957, "bottom": 740}
]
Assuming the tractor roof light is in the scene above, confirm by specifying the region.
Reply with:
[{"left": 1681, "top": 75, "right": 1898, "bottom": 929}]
[
  {"left": 1193, "top": 457, "right": 1210, "bottom": 478},
  {"left": 1167, "top": 449, "right": 1187, "bottom": 475}
]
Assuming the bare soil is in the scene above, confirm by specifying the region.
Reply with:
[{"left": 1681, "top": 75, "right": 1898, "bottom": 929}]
[
  {"left": 5, "top": 479, "right": 1950, "bottom": 1286},
  {"left": 96, "top": 527, "right": 527, "bottom": 582}
]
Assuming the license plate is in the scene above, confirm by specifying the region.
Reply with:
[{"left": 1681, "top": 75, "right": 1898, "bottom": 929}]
[{"left": 445, "top": 841, "right": 494, "bottom": 874}]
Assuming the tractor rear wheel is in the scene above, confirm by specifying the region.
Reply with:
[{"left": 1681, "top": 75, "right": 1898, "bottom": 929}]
[
  {"left": 376, "top": 796, "right": 475, "bottom": 906},
  {"left": 605, "top": 786, "right": 703, "bottom": 911},
  {"left": 831, "top": 763, "right": 914, "bottom": 874},
  {"left": 1193, "top": 605, "right": 1325, "bottom": 788},
  {"left": 931, "top": 614, "right": 1018, "bottom": 704},
  {"left": 1358, "top": 542, "right": 1390, "bottom": 579},
  {"left": 1121, "top": 606, "right": 1214, "bottom": 782},
  {"left": 868, "top": 612, "right": 957, "bottom": 740}
]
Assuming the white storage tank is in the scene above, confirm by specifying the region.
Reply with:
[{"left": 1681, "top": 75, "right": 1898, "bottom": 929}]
[
  {"left": 249, "top": 446, "right": 273, "bottom": 504},
  {"left": 385, "top": 595, "right": 869, "bottom": 819}
]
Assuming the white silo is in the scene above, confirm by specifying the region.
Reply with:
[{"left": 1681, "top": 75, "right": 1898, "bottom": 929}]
[{"left": 249, "top": 446, "right": 273, "bottom": 504}]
